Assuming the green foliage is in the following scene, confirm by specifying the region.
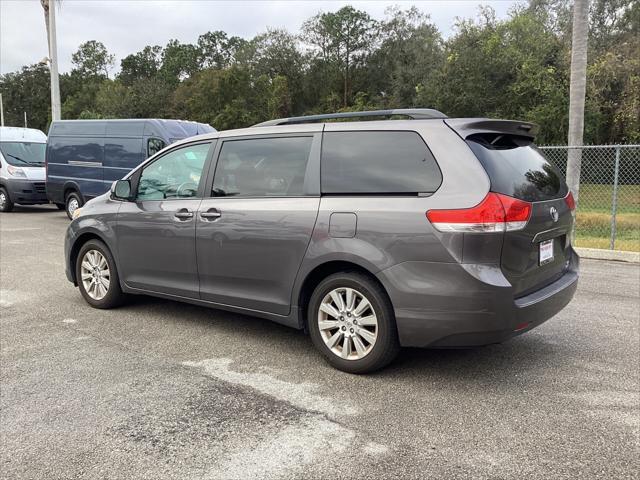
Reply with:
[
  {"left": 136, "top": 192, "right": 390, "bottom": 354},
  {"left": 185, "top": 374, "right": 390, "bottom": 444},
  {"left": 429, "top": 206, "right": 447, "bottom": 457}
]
[
  {"left": 0, "top": 64, "right": 50, "bottom": 131},
  {"left": 0, "top": 1, "right": 637, "bottom": 143},
  {"left": 119, "top": 46, "right": 162, "bottom": 86},
  {"left": 303, "top": 6, "right": 376, "bottom": 106},
  {"left": 71, "top": 40, "right": 115, "bottom": 78}
]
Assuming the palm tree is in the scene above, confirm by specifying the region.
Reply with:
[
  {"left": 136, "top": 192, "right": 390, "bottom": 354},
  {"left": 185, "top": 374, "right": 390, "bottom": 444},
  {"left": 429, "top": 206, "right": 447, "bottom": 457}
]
[
  {"left": 566, "top": 0, "right": 590, "bottom": 207},
  {"left": 40, "top": 0, "right": 61, "bottom": 120},
  {"left": 41, "top": 0, "right": 51, "bottom": 54}
]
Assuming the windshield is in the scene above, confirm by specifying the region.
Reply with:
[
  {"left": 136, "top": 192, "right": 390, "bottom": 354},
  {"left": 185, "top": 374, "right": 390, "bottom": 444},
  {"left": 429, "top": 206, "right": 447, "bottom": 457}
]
[{"left": 0, "top": 142, "right": 46, "bottom": 167}]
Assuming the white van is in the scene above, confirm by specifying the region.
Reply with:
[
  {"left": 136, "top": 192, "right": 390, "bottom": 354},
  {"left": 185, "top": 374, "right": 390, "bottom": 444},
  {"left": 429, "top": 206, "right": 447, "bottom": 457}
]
[{"left": 0, "top": 127, "right": 50, "bottom": 212}]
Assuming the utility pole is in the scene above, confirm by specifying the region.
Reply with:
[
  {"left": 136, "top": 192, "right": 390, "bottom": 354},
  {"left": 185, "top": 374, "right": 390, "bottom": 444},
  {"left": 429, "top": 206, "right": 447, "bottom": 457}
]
[
  {"left": 0, "top": 93, "right": 4, "bottom": 126},
  {"left": 24, "top": 112, "right": 28, "bottom": 128},
  {"left": 48, "top": 0, "right": 61, "bottom": 121},
  {"left": 566, "top": 0, "right": 589, "bottom": 207}
]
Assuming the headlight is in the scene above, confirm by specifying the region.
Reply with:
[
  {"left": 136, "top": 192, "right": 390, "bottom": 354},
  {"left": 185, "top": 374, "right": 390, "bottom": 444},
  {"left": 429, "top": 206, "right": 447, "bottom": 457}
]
[
  {"left": 7, "top": 165, "right": 26, "bottom": 178},
  {"left": 72, "top": 207, "right": 83, "bottom": 220}
]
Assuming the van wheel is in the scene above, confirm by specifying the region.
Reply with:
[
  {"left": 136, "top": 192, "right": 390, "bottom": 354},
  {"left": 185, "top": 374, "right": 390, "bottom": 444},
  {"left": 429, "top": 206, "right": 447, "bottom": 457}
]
[
  {"left": 308, "top": 272, "right": 400, "bottom": 374},
  {"left": 65, "top": 192, "right": 83, "bottom": 219},
  {"left": 55, "top": 203, "right": 65, "bottom": 210},
  {"left": 75, "top": 239, "right": 125, "bottom": 309},
  {"left": 0, "top": 187, "right": 14, "bottom": 212}
]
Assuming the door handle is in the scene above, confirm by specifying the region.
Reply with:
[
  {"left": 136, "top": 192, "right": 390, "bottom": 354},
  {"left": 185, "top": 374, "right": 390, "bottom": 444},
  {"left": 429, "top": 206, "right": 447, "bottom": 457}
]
[
  {"left": 174, "top": 209, "right": 194, "bottom": 220},
  {"left": 200, "top": 208, "right": 221, "bottom": 220}
]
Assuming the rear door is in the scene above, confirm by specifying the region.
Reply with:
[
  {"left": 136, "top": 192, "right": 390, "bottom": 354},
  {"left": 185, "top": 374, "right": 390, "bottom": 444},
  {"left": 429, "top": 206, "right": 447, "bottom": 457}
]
[
  {"left": 195, "top": 133, "right": 321, "bottom": 315},
  {"left": 465, "top": 133, "right": 573, "bottom": 297}
]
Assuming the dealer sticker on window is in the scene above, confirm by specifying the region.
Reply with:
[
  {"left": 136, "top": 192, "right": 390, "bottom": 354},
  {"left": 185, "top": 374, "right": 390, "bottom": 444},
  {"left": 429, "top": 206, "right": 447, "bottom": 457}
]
[{"left": 539, "top": 239, "right": 554, "bottom": 265}]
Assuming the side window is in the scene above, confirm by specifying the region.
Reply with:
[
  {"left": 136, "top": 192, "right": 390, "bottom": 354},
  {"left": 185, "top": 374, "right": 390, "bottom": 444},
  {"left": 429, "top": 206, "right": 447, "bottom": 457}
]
[
  {"left": 147, "top": 138, "right": 166, "bottom": 158},
  {"left": 321, "top": 131, "right": 442, "bottom": 194},
  {"left": 137, "top": 143, "right": 210, "bottom": 201},
  {"left": 211, "top": 136, "right": 313, "bottom": 197}
]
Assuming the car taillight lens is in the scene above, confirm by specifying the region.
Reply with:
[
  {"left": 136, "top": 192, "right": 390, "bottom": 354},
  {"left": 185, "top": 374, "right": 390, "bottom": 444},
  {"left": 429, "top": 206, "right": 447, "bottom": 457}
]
[
  {"left": 565, "top": 191, "right": 576, "bottom": 211},
  {"left": 426, "top": 193, "right": 532, "bottom": 233}
]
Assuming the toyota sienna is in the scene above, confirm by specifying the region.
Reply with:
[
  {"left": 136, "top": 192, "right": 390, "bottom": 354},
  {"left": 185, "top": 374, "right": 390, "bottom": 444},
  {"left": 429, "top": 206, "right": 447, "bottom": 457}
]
[{"left": 64, "top": 109, "right": 579, "bottom": 373}]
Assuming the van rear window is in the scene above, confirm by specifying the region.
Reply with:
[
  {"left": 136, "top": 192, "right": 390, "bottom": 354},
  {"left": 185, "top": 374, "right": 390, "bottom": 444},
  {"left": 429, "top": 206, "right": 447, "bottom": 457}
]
[{"left": 467, "top": 135, "right": 567, "bottom": 202}]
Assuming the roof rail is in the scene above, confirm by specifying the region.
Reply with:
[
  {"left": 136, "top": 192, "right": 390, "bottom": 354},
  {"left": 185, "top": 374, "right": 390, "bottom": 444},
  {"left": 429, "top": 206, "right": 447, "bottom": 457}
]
[{"left": 253, "top": 108, "right": 447, "bottom": 127}]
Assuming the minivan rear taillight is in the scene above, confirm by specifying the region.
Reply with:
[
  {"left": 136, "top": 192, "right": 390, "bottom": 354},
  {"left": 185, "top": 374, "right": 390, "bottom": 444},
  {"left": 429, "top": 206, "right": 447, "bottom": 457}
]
[
  {"left": 565, "top": 191, "right": 576, "bottom": 211},
  {"left": 426, "top": 193, "right": 532, "bottom": 233}
]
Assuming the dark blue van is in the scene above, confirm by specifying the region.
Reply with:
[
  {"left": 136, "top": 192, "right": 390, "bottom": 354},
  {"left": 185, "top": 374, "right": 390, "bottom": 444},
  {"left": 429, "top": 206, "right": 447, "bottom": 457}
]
[{"left": 46, "top": 119, "right": 215, "bottom": 218}]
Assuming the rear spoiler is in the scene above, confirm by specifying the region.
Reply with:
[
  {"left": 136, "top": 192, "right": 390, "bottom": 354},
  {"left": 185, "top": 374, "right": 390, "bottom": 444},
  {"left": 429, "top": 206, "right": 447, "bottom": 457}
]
[{"left": 444, "top": 118, "right": 539, "bottom": 141}]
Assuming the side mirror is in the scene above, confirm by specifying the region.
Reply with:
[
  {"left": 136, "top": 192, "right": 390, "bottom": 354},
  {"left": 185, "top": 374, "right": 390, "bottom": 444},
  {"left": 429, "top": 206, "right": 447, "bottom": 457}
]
[{"left": 111, "top": 179, "right": 133, "bottom": 201}]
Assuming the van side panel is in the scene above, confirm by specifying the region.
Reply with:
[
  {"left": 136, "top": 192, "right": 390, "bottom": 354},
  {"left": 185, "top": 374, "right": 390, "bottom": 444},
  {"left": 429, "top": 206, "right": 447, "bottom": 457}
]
[
  {"left": 46, "top": 119, "right": 215, "bottom": 205},
  {"left": 46, "top": 136, "right": 105, "bottom": 202},
  {"left": 103, "top": 137, "right": 144, "bottom": 185}
]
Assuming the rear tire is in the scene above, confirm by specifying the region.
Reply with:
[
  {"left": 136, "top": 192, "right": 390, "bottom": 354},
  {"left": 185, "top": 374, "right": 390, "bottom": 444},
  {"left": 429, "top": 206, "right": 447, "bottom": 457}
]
[
  {"left": 65, "top": 191, "right": 83, "bottom": 220},
  {"left": 75, "top": 239, "right": 125, "bottom": 309},
  {"left": 308, "top": 272, "right": 400, "bottom": 374},
  {"left": 0, "top": 187, "right": 14, "bottom": 212}
]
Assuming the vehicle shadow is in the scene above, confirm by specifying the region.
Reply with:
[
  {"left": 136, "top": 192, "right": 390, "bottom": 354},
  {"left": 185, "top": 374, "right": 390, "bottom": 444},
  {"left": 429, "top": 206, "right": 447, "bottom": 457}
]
[
  {"left": 6, "top": 204, "right": 60, "bottom": 214},
  {"left": 121, "top": 293, "right": 567, "bottom": 383}
]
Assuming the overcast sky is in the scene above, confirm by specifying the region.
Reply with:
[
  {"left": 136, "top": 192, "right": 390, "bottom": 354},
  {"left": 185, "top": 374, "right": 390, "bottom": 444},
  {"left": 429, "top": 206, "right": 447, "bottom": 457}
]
[{"left": 0, "top": 0, "right": 518, "bottom": 76}]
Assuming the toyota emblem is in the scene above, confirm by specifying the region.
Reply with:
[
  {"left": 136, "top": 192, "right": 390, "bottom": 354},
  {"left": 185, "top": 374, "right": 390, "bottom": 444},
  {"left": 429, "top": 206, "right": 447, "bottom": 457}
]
[{"left": 549, "top": 206, "right": 559, "bottom": 222}]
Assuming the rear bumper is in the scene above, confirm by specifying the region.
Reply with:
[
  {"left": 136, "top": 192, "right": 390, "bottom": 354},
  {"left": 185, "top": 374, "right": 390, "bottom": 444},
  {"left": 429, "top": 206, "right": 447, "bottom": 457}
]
[
  {"left": 5, "top": 179, "right": 48, "bottom": 204},
  {"left": 377, "top": 249, "right": 579, "bottom": 348}
]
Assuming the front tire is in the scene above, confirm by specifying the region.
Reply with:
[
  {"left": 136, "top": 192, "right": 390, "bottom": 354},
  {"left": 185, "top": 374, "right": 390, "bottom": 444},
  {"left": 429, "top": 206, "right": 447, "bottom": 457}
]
[
  {"left": 65, "top": 191, "right": 83, "bottom": 220},
  {"left": 0, "top": 187, "right": 14, "bottom": 212},
  {"left": 75, "top": 239, "right": 125, "bottom": 309},
  {"left": 308, "top": 272, "right": 400, "bottom": 374}
]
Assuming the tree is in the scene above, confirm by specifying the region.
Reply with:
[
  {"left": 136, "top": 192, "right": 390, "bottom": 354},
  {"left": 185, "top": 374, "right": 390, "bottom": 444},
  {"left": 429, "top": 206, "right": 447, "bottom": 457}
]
[
  {"left": 566, "top": 0, "right": 590, "bottom": 207},
  {"left": 160, "top": 39, "right": 200, "bottom": 83},
  {"left": 238, "top": 29, "right": 304, "bottom": 114},
  {"left": 40, "top": 0, "right": 51, "bottom": 54},
  {"left": 0, "top": 65, "right": 51, "bottom": 131},
  {"left": 303, "top": 6, "right": 376, "bottom": 106},
  {"left": 119, "top": 45, "right": 163, "bottom": 85},
  {"left": 71, "top": 40, "right": 115, "bottom": 78},
  {"left": 369, "top": 7, "right": 443, "bottom": 108},
  {"left": 197, "top": 31, "right": 245, "bottom": 69}
]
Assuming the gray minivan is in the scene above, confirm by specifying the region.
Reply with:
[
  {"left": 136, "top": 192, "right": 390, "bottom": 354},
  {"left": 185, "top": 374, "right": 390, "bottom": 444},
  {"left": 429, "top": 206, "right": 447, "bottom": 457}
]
[
  {"left": 64, "top": 109, "right": 579, "bottom": 373},
  {"left": 46, "top": 119, "right": 215, "bottom": 218}
]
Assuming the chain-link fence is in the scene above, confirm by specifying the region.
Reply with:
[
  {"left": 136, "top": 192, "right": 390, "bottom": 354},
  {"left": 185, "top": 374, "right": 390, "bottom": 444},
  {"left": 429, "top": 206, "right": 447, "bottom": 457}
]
[{"left": 539, "top": 145, "right": 640, "bottom": 252}]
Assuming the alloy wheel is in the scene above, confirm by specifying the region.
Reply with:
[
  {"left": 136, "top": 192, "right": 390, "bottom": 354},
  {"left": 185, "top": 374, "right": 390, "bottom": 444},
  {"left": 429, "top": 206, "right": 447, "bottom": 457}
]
[
  {"left": 318, "top": 287, "right": 378, "bottom": 360},
  {"left": 80, "top": 249, "right": 110, "bottom": 300}
]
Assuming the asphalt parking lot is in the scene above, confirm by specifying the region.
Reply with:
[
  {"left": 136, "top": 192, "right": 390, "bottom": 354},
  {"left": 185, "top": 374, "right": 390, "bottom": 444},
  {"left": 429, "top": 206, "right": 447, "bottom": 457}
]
[{"left": 1, "top": 204, "right": 638, "bottom": 480}]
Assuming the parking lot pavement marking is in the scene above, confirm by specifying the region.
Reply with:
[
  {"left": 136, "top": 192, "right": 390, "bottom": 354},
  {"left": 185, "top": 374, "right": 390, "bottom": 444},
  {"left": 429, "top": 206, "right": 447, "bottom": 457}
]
[
  {"left": 0, "top": 289, "right": 29, "bottom": 308},
  {"left": 0, "top": 227, "right": 42, "bottom": 232},
  {"left": 184, "top": 357, "right": 360, "bottom": 417},
  {"left": 185, "top": 357, "right": 392, "bottom": 480},
  {"left": 208, "top": 416, "right": 356, "bottom": 480}
]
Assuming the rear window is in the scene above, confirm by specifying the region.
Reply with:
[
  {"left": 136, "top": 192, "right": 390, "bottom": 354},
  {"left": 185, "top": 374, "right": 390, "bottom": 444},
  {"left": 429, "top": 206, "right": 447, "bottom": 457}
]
[
  {"left": 467, "top": 135, "right": 567, "bottom": 202},
  {"left": 321, "top": 131, "right": 442, "bottom": 194}
]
